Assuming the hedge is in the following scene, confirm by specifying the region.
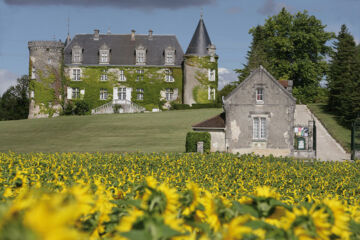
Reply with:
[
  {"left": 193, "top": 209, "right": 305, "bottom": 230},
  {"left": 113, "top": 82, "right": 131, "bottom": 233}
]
[
  {"left": 171, "top": 103, "right": 222, "bottom": 110},
  {"left": 185, "top": 132, "right": 211, "bottom": 152}
]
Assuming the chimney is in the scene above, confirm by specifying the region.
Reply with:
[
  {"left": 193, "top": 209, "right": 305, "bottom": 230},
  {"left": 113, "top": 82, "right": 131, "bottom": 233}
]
[
  {"left": 94, "top": 29, "right": 100, "bottom": 41},
  {"left": 131, "top": 29, "right": 136, "bottom": 41},
  {"left": 148, "top": 29, "right": 153, "bottom": 40}
]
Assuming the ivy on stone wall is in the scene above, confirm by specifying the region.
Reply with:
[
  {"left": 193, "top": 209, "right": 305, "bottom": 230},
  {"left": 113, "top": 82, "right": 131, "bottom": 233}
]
[
  {"left": 185, "top": 56, "right": 218, "bottom": 104},
  {"left": 66, "top": 66, "right": 183, "bottom": 111}
]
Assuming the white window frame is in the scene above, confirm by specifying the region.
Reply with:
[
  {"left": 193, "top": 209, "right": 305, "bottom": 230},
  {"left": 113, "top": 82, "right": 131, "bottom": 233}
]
[
  {"left": 31, "top": 67, "right": 36, "bottom": 79},
  {"left": 100, "top": 88, "right": 108, "bottom": 100},
  {"left": 99, "top": 50, "right": 109, "bottom": 64},
  {"left": 72, "top": 46, "right": 82, "bottom": 64},
  {"left": 253, "top": 117, "right": 267, "bottom": 140},
  {"left": 71, "top": 68, "right": 81, "bottom": 81},
  {"left": 165, "top": 88, "right": 174, "bottom": 101},
  {"left": 256, "top": 88, "right": 264, "bottom": 104},
  {"left": 100, "top": 70, "right": 108, "bottom": 81},
  {"left": 136, "top": 88, "right": 144, "bottom": 100},
  {"left": 164, "top": 69, "right": 174, "bottom": 82},
  {"left": 118, "top": 87, "right": 127, "bottom": 100},
  {"left": 119, "top": 70, "right": 126, "bottom": 81},
  {"left": 72, "top": 87, "right": 80, "bottom": 99},
  {"left": 208, "top": 69, "right": 216, "bottom": 81},
  {"left": 165, "top": 48, "right": 175, "bottom": 65},
  {"left": 208, "top": 87, "right": 216, "bottom": 100},
  {"left": 136, "top": 69, "right": 144, "bottom": 81},
  {"left": 136, "top": 46, "right": 146, "bottom": 65}
]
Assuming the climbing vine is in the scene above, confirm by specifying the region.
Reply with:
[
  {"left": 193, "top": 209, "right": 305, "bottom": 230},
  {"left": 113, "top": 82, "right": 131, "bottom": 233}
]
[
  {"left": 185, "top": 56, "right": 218, "bottom": 104},
  {"left": 65, "top": 66, "right": 183, "bottom": 111}
]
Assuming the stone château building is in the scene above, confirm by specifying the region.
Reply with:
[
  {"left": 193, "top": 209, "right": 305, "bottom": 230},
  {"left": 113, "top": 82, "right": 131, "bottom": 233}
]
[{"left": 28, "top": 17, "right": 218, "bottom": 118}]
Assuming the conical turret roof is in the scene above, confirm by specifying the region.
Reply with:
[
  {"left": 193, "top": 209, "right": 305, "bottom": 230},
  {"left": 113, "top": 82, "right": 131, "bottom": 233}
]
[{"left": 185, "top": 18, "right": 212, "bottom": 56}]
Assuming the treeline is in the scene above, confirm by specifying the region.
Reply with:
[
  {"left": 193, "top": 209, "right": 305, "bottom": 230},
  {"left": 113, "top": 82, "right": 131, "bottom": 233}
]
[
  {"left": 230, "top": 8, "right": 360, "bottom": 127},
  {"left": 0, "top": 75, "right": 29, "bottom": 121}
]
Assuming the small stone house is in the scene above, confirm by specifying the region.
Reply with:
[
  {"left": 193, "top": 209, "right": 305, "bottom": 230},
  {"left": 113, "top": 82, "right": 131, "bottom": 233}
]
[{"left": 193, "top": 66, "right": 298, "bottom": 156}]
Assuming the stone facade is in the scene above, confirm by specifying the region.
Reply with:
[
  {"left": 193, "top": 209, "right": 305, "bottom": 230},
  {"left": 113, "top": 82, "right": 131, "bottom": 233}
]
[
  {"left": 28, "top": 17, "right": 218, "bottom": 118},
  {"left": 193, "top": 66, "right": 307, "bottom": 157}
]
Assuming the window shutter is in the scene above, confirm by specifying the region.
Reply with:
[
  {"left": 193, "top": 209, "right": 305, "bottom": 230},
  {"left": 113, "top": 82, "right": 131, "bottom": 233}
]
[
  {"left": 126, "top": 88, "right": 132, "bottom": 101},
  {"left": 67, "top": 87, "right": 72, "bottom": 100},
  {"left": 208, "top": 69, "right": 211, "bottom": 81},
  {"left": 113, "top": 87, "right": 118, "bottom": 100},
  {"left": 208, "top": 86, "right": 211, "bottom": 100},
  {"left": 80, "top": 89, "right": 85, "bottom": 95}
]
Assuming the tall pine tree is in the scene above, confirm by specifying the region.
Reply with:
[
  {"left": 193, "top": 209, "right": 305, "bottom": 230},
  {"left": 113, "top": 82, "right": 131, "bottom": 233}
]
[{"left": 328, "top": 25, "right": 360, "bottom": 125}]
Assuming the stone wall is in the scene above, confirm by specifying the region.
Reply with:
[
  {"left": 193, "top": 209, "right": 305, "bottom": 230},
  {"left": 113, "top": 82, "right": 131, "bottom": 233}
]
[{"left": 224, "top": 68, "right": 295, "bottom": 156}]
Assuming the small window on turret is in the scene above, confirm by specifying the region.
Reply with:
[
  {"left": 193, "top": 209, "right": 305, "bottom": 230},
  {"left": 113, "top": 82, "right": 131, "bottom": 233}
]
[{"left": 208, "top": 69, "right": 216, "bottom": 81}]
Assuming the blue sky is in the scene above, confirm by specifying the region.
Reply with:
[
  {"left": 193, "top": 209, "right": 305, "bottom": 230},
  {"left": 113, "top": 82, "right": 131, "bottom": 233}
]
[{"left": 0, "top": 0, "right": 360, "bottom": 93}]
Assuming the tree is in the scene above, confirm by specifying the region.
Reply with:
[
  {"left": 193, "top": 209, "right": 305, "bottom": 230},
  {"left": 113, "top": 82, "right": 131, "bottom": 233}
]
[
  {"left": 328, "top": 25, "right": 360, "bottom": 126},
  {"left": 216, "top": 83, "right": 237, "bottom": 104},
  {"left": 236, "top": 8, "right": 334, "bottom": 103},
  {"left": 0, "top": 75, "right": 30, "bottom": 120}
]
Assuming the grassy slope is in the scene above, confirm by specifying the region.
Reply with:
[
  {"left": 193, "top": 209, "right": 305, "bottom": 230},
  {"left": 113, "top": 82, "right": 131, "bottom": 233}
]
[
  {"left": 0, "top": 109, "right": 222, "bottom": 153},
  {"left": 307, "top": 104, "right": 351, "bottom": 152}
]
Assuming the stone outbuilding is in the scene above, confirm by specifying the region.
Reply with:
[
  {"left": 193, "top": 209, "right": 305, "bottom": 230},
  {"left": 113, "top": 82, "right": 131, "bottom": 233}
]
[{"left": 193, "top": 66, "right": 302, "bottom": 157}]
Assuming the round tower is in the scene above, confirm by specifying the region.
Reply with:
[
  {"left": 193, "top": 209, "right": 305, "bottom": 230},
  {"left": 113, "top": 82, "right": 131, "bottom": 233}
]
[
  {"left": 183, "top": 17, "right": 218, "bottom": 105},
  {"left": 28, "top": 41, "right": 64, "bottom": 118}
]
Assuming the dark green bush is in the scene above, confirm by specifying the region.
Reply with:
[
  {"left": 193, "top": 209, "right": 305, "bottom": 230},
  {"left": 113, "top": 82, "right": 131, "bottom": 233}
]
[
  {"left": 185, "top": 132, "right": 211, "bottom": 152},
  {"left": 64, "top": 101, "right": 90, "bottom": 115},
  {"left": 191, "top": 103, "right": 222, "bottom": 109},
  {"left": 172, "top": 104, "right": 191, "bottom": 110}
]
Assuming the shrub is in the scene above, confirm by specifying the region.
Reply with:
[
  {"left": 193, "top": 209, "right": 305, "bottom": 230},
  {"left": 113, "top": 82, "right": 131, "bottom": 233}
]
[
  {"left": 191, "top": 103, "right": 222, "bottom": 109},
  {"left": 74, "top": 101, "right": 90, "bottom": 115},
  {"left": 171, "top": 104, "right": 191, "bottom": 110},
  {"left": 112, "top": 104, "right": 122, "bottom": 114},
  {"left": 185, "top": 131, "right": 211, "bottom": 152}
]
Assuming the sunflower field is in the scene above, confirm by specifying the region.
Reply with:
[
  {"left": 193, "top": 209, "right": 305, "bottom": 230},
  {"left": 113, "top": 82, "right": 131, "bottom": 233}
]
[{"left": 1, "top": 152, "right": 360, "bottom": 239}]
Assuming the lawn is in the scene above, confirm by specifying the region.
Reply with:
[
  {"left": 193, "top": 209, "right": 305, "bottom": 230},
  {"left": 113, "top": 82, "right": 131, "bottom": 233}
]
[
  {"left": 307, "top": 104, "right": 351, "bottom": 152},
  {"left": 0, "top": 109, "right": 222, "bottom": 153}
]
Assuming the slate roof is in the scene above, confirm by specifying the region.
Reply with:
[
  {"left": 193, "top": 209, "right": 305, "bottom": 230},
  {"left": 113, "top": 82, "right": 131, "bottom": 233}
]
[
  {"left": 185, "top": 18, "right": 212, "bottom": 56},
  {"left": 192, "top": 112, "right": 226, "bottom": 129},
  {"left": 64, "top": 33, "right": 184, "bottom": 66}
]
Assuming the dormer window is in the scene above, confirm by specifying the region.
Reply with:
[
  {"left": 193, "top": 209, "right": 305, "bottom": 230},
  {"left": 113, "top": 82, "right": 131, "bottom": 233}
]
[
  {"left": 72, "top": 45, "right": 82, "bottom": 64},
  {"left": 164, "top": 69, "right": 174, "bottom": 82},
  {"left": 136, "top": 45, "right": 146, "bottom": 65},
  {"left": 208, "top": 69, "right": 216, "bottom": 81},
  {"left": 165, "top": 46, "right": 175, "bottom": 65},
  {"left": 99, "top": 44, "right": 110, "bottom": 64},
  {"left": 256, "top": 88, "right": 264, "bottom": 104}
]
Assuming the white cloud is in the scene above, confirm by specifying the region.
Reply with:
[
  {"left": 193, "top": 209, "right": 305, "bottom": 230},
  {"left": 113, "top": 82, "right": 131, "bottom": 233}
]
[
  {"left": 0, "top": 69, "right": 18, "bottom": 95},
  {"left": 218, "top": 67, "right": 238, "bottom": 90}
]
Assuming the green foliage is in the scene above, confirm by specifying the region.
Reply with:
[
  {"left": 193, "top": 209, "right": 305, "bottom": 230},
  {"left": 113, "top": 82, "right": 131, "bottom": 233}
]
[
  {"left": 171, "top": 103, "right": 221, "bottom": 110},
  {"left": 216, "top": 84, "right": 237, "bottom": 104},
  {"left": 236, "top": 8, "right": 334, "bottom": 102},
  {"left": 171, "top": 104, "right": 191, "bottom": 110},
  {"left": 0, "top": 75, "right": 30, "bottom": 121},
  {"left": 185, "top": 132, "right": 211, "bottom": 152},
  {"left": 185, "top": 56, "right": 218, "bottom": 104},
  {"left": 63, "top": 100, "right": 90, "bottom": 115},
  {"left": 327, "top": 25, "right": 360, "bottom": 126},
  {"left": 292, "top": 85, "right": 328, "bottom": 104},
  {"left": 67, "top": 66, "right": 183, "bottom": 111}
]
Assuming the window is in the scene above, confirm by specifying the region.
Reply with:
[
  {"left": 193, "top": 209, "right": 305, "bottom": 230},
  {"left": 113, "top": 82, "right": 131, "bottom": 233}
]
[
  {"left": 72, "top": 69, "right": 81, "bottom": 81},
  {"left": 99, "top": 44, "right": 110, "bottom": 64},
  {"left": 208, "top": 87, "right": 216, "bottom": 100},
  {"left": 136, "top": 88, "right": 144, "bottom": 100},
  {"left": 136, "top": 46, "right": 146, "bottom": 65},
  {"left": 100, "top": 88, "right": 108, "bottom": 100},
  {"left": 208, "top": 69, "right": 216, "bottom": 81},
  {"left": 165, "top": 88, "right": 174, "bottom": 101},
  {"left": 256, "top": 88, "right": 264, "bottom": 103},
  {"left": 136, "top": 69, "right": 144, "bottom": 81},
  {"left": 118, "top": 87, "right": 126, "bottom": 100},
  {"left": 165, "top": 47, "right": 175, "bottom": 65},
  {"left": 253, "top": 117, "right": 266, "bottom": 140},
  {"left": 164, "top": 69, "right": 174, "bottom": 82},
  {"left": 119, "top": 70, "right": 126, "bottom": 81},
  {"left": 48, "top": 58, "right": 52, "bottom": 64},
  {"left": 100, "top": 70, "right": 108, "bottom": 81},
  {"left": 72, "top": 88, "right": 80, "bottom": 99},
  {"left": 31, "top": 67, "right": 36, "bottom": 79},
  {"left": 72, "top": 46, "right": 82, "bottom": 63}
]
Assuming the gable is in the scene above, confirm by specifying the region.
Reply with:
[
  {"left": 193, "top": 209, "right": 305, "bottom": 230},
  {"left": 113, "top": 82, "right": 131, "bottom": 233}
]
[{"left": 224, "top": 66, "right": 296, "bottom": 105}]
